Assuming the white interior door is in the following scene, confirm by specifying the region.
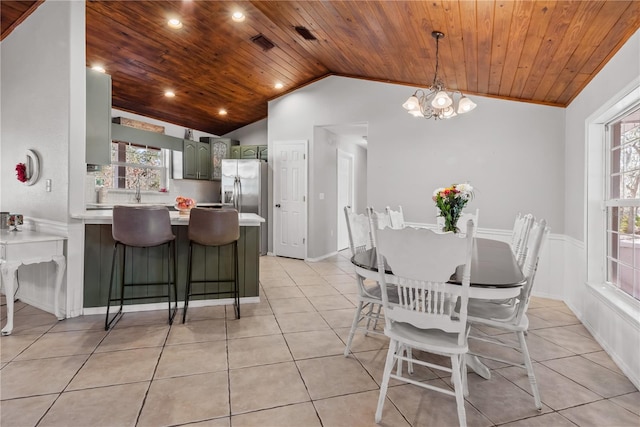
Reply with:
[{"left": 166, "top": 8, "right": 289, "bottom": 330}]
[
  {"left": 273, "top": 140, "right": 308, "bottom": 259},
  {"left": 337, "top": 149, "right": 354, "bottom": 251}
]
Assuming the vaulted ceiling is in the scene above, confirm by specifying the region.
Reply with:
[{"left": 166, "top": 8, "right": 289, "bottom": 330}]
[{"left": 2, "top": 1, "right": 639, "bottom": 135}]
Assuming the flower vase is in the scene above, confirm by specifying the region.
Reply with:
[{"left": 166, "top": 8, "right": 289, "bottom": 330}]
[{"left": 443, "top": 217, "right": 459, "bottom": 233}]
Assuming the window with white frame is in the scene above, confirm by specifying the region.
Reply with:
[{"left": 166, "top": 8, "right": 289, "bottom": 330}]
[
  {"left": 95, "top": 141, "right": 170, "bottom": 191},
  {"left": 606, "top": 107, "right": 640, "bottom": 300}
]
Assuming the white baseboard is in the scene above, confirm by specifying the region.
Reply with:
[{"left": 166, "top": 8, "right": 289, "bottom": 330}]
[
  {"left": 306, "top": 251, "right": 339, "bottom": 262},
  {"left": 82, "top": 296, "right": 261, "bottom": 315}
]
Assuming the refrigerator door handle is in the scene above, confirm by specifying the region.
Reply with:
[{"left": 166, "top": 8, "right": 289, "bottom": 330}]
[
  {"left": 233, "top": 177, "right": 238, "bottom": 210},
  {"left": 234, "top": 176, "right": 242, "bottom": 212}
]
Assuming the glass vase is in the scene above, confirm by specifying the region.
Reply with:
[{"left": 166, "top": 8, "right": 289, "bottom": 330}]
[{"left": 443, "top": 215, "right": 460, "bottom": 233}]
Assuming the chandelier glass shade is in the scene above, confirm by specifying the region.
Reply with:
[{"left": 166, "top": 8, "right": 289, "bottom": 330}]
[{"left": 403, "top": 31, "right": 476, "bottom": 120}]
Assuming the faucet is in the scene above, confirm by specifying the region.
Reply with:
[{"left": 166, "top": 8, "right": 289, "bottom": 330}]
[
  {"left": 134, "top": 170, "right": 146, "bottom": 203},
  {"left": 135, "top": 178, "right": 141, "bottom": 203}
]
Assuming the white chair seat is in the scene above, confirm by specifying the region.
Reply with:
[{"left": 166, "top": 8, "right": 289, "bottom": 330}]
[
  {"left": 467, "top": 299, "right": 529, "bottom": 331},
  {"left": 386, "top": 322, "right": 469, "bottom": 355},
  {"left": 363, "top": 283, "right": 400, "bottom": 304}
]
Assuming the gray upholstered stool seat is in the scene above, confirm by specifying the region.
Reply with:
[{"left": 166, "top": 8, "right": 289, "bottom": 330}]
[
  {"left": 184, "top": 207, "right": 240, "bottom": 322},
  {"left": 105, "top": 205, "right": 178, "bottom": 330}
]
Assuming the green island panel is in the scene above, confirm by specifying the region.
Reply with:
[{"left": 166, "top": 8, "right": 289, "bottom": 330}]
[{"left": 83, "top": 224, "right": 260, "bottom": 307}]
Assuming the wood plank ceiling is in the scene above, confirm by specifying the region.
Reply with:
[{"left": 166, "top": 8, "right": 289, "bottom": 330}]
[{"left": 2, "top": 1, "right": 639, "bottom": 136}]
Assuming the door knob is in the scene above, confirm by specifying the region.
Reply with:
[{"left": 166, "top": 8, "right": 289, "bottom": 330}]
[{"left": 275, "top": 204, "right": 281, "bottom": 208}]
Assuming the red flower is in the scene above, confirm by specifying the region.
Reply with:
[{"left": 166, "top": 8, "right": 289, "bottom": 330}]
[{"left": 15, "top": 163, "right": 27, "bottom": 183}]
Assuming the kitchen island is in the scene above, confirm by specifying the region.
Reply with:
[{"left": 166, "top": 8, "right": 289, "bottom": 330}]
[{"left": 72, "top": 210, "right": 264, "bottom": 310}]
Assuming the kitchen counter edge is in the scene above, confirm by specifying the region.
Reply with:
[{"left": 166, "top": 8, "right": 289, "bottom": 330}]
[{"left": 72, "top": 211, "right": 265, "bottom": 226}]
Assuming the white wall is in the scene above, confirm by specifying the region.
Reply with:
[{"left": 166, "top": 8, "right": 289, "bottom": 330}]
[
  {"left": 1, "top": 0, "right": 73, "bottom": 221},
  {"left": 224, "top": 118, "right": 267, "bottom": 146},
  {"left": 1, "top": 0, "right": 86, "bottom": 317},
  {"left": 564, "top": 29, "right": 640, "bottom": 388},
  {"left": 268, "top": 75, "right": 565, "bottom": 257}
]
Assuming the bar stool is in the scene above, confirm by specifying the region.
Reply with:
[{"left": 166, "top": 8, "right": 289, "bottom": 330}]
[
  {"left": 105, "top": 205, "right": 178, "bottom": 330},
  {"left": 183, "top": 207, "right": 240, "bottom": 322}
]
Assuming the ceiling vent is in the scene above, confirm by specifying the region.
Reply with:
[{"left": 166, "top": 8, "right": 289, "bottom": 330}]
[
  {"left": 294, "top": 26, "right": 317, "bottom": 41},
  {"left": 251, "top": 34, "right": 275, "bottom": 51}
]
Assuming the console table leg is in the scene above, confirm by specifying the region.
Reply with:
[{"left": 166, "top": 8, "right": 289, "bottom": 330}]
[
  {"left": 52, "top": 255, "right": 66, "bottom": 320},
  {"left": 0, "top": 262, "right": 20, "bottom": 336}
]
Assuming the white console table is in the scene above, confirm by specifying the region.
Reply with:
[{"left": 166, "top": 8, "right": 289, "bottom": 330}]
[{"left": 0, "top": 229, "right": 66, "bottom": 335}]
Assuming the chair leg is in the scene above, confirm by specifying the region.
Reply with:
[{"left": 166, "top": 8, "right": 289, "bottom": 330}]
[
  {"left": 372, "top": 303, "right": 383, "bottom": 330},
  {"left": 167, "top": 240, "right": 177, "bottom": 325},
  {"left": 363, "top": 303, "right": 375, "bottom": 336},
  {"left": 375, "top": 339, "right": 398, "bottom": 423},
  {"left": 451, "top": 354, "right": 468, "bottom": 427},
  {"left": 462, "top": 354, "right": 469, "bottom": 397},
  {"left": 172, "top": 240, "right": 178, "bottom": 318},
  {"left": 406, "top": 346, "right": 414, "bottom": 375},
  {"left": 105, "top": 242, "right": 123, "bottom": 331},
  {"left": 517, "top": 330, "right": 542, "bottom": 409},
  {"left": 344, "top": 300, "right": 364, "bottom": 356},
  {"left": 234, "top": 240, "right": 240, "bottom": 319},
  {"left": 183, "top": 242, "right": 194, "bottom": 323}
]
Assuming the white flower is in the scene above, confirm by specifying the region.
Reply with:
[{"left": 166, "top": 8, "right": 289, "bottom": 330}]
[
  {"left": 433, "top": 187, "right": 445, "bottom": 197},
  {"left": 456, "top": 183, "right": 473, "bottom": 195}
]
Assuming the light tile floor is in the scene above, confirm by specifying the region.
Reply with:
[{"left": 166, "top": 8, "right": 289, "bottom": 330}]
[{"left": 1, "top": 252, "right": 639, "bottom": 426}]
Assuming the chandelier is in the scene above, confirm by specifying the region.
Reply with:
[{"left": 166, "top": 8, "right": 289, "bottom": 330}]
[{"left": 402, "top": 31, "right": 476, "bottom": 120}]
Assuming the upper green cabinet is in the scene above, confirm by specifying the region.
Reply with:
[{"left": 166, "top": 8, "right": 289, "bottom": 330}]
[
  {"left": 183, "top": 139, "right": 211, "bottom": 180},
  {"left": 258, "top": 145, "right": 268, "bottom": 161},
  {"left": 240, "top": 146, "right": 259, "bottom": 159},
  {"left": 86, "top": 68, "right": 112, "bottom": 165},
  {"left": 201, "top": 137, "right": 239, "bottom": 180},
  {"left": 229, "top": 144, "right": 268, "bottom": 161}
]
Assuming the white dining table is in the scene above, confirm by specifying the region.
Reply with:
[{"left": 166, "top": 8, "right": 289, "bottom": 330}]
[{"left": 350, "top": 237, "right": 525, "bottom": 379}]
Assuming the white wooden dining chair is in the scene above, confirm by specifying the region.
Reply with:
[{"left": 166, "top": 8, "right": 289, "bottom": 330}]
[
  {"left": 458, "top": 208, "right": 479, "bottom": 236},
  {"left": 385, "top": 205, "right": 405, "bottom": 229},
  {"left": 371, "top": 216, "right": 475, "bottom": 427},
  {"left": 343, "top": 206, "right": 387, "bottom": 356},
  {"left": 511, "top": 213, "right": 535, "bottom": 268},
  {"left": 466, "top": 218, "right": 550, "bottom": 410},
  {"left": 368, "top": 206, "right": 391, "bottom": 229}
]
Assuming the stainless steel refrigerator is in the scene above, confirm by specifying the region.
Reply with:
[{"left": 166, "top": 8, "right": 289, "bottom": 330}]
[{"left": 221, "top": 159, "right": 268, "bottom": 255}]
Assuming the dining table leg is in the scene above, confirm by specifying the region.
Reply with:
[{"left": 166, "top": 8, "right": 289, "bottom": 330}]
[{"left": 466, "top": 355, "right": 491, "bottom": 379}]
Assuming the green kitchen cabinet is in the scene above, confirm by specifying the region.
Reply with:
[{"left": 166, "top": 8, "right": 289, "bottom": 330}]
[
  {"left": 201, "top": 137, "right": 239, "bottom": 180},
  {"left": 258, "top": 145, "right": 268, "bottom": 161},
  {"left": 183, "top": 139, "right": 210, "bottom": 180},
  {"left": 240, "top": 145, "right": 259, "bottom": 159},
  {"left": 230, "top": 145, "right": 268, "bottom": 161},
  {"left": 230, "top": 146, "right": 241, "bottom": 159},
  {"left": 86, "top": 68, "right": 112, "bottom": 165}
]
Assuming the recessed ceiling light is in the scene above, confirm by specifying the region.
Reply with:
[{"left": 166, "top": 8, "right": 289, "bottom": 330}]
[
  {"left": 167, "top": 18, "right": 183, "bottom": 29},
  {"left": 274, "top": 82, "right": 284, "bottom": 89},
  {"left": 219, "top": 109, "right": 228, "bottom": 116},
  {"left": 91, "top": 65, "right": 106, "bottom": 73},
  {"left": 231, "top": 11, "right": 245, "bottom": 22},
  {"left": 165, "top": 90, "right": 176, "bottom": 98}
]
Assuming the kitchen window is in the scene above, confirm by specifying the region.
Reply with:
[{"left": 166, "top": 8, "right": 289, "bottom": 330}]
[
  {"left": 95, "top": 141, "right": 170, "bottom": 191},
  {"left": 606, "top": 107, "right": 640, "bottom": 300}
]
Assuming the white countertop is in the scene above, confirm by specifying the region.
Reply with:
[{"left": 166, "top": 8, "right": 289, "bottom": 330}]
[
  {"left": 86, "top": 202, "right": 226, "bottom": 209},
  {"left": 1, "top": 229, "right": 68, "bottom": 245},
  {"left": 72, "top": 210, "right": 265, "bottom": 226}
]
